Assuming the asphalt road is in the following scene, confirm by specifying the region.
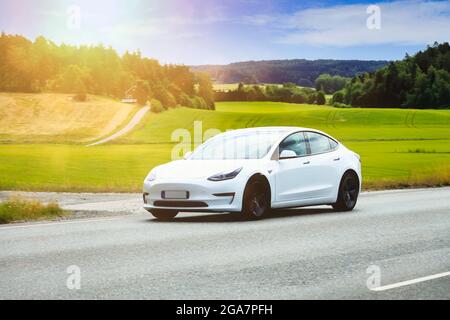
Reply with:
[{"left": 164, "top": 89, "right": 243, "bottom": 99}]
[{"left": 0, "top": 188, "right": 449, "bottom": 299}]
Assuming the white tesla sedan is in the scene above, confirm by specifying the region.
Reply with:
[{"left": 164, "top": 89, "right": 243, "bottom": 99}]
[{"left": 143, "top": 127, "right": 361, "bottom": 220}]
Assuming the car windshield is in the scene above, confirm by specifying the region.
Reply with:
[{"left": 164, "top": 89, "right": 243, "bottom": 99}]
[{"left": 190, "top": 131, "right": 283, "bottom": 160}]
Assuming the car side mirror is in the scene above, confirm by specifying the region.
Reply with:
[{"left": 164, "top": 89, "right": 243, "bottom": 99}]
[
  {"left": 279, "top": 150, "right": 297, "bottom": 160},
  {"left": 183, "top": 151, "right": 193, "bottom": 160}
]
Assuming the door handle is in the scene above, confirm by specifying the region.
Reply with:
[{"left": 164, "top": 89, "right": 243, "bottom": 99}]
[
  {"left": 303, "top": 161, "right": 311, "bottom": 165},
  {"left": 333, "top": 158, "right": 340, "bottom": 161}
]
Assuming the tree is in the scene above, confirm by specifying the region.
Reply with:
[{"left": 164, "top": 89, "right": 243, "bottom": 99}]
[
  {"left": 52, "top": 65, "right": 91, "bottom": 94},
  {"left": 316, "top": 91, "right": 326, "bottom": 105},
  {"left": 192, "top": 60, "right": 388, "bottom": 87},
  {"left": 0, "top": 33, "right": 213, "bottom": 111},
  {"left": 332, "top": 90, "right": 345, "bottom": 104},
  {"left": 191, "top": 96, "right": 207, "bottom": 109},
  {"left": 291, "top": 92, "right": 307, "bottom": 103},
  {"left": 150, "top": 99, "right": 164, "bottom": 113},
  {"left": 214, "top": 83, "right": 320, "bottom": 105},
  {"left": 341, "top": 42, "right": 450, "bottom": 108},
  {"left": 153, "top": 85, "right": 177, "bottom": 109},
  {"left": 165, "top": 65, "right": 195, "bottom": 96},
  {"left": 135, "top": 80, "right": 151, "bottom": 106},
  {"left": 315, "top": 74, "right": 350, "bottom": 94},
  {"left": 197, "top": 72, "right": 215, "bottom": 110},
  {"left": 178, "top": 92, "right": 193, "bottom": 107}
]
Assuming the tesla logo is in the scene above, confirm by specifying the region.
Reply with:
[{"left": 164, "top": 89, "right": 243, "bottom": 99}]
[
  {"left": 366, "top": 265, "right": 381, "bottom": 290},
  {"left": 366, "top": 5, "right": 381, "bottom": 30},
  {"left": 66, "top": 265, "right": 81, "bottom": 290}
]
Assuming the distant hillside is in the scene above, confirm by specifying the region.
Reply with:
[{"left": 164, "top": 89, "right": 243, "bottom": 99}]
[{"left": 191, "top": 59, "right": 389, "bottom": 87}]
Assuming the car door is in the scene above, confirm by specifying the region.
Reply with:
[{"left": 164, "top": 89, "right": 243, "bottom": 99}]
[
  {"left": 304, "top": 132, "right": 341, "bottom": 201},
  {"left": 275, "top": 132, "right": 315, "bottom": 205}
]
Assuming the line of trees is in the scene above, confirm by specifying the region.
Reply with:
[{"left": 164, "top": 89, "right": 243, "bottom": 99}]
[
  {"left": 192, "top": 59, "right": 388, "bottom": 87},
  {"left": 332, "top": 42, "right": 450, "bottom": 109},
  {"left": 215, "top": 83, "right": 326, "bottom": 105},
  {"left": 315, "top": 74, "right": 350, "bottom": 94},
  {"left": 0, "top": 33, "right": 215, "bottom": 111}
]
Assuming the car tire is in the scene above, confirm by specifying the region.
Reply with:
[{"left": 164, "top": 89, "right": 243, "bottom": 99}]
[
  {"left": 333, "top": 171, "right": 360, "bottom": 212},
  {"left": 149, "top": 210, "right": 178, "bottom": 221},
  {"left": 242, "top": 178, "right": 270, "bottom": 220}
]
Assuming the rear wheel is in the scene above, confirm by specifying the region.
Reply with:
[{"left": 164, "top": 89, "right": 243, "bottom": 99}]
[
  {"left": 242, "top": 178, "right": 270, "bottom": 219},
  {"left": 149, "top": 210, "right": 178, "bottom": 221},
  {"left": 333, "top": 171, "right": 359, "bottom": 212}
]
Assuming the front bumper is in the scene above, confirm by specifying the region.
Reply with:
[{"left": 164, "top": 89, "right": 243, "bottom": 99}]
[{"left": 143, "top": 178, "right": 244, "bottom": 212}]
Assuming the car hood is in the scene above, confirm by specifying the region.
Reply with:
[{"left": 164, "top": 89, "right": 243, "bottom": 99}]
[{"left": 152, "top": 160, "right": 252, "bottom": 180}]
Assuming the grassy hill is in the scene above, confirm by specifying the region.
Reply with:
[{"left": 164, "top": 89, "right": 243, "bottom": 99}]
[
  {"left": 0, "top": 99, "right": 449, "bottom": 192},
  {"left": 118, "top": 102, "right": 450, "bottom": 144},
  {"left": 0, "top": 93, "right": 138, "bottom": 143}
]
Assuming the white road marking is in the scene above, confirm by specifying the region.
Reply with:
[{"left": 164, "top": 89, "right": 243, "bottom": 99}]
[
  {"left": 0, "top": 217, "right": 123, "bottom": 230},
  {"left": 371, "top": 271, "right": 450, "bottom": 291}
]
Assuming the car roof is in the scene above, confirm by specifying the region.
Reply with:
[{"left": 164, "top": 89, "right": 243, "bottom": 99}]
[{"left": 219, "top": 126, "right": 310, "bottom": 138}]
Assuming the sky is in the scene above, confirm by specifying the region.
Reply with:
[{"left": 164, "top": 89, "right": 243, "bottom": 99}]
[{"left": 0, "top": 0, "right": 449, "bottom": 65}]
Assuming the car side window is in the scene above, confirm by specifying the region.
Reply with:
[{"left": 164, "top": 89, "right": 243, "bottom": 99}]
[
  {"left": 307, "top": 132, "right": 334, "bottom": 155},
  {"left": 330, "top": 139, "right": 339, "bottom": 150},
  {"left": 279, "top": 132, "right": 308, "bottom": 157}
]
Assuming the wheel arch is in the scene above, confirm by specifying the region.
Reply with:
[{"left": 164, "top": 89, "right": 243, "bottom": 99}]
[
  {"left": 332, "top": 168, "right": 361, "bottom": 211},
  {"left": 242, "top": 173, "right": 272, "bottom": 208},
  {"left": 341, "top": 169, "right": 361, "bottom": 190},
  {"left": 335, "top": 169, "right": 361, "bottom": 204}
]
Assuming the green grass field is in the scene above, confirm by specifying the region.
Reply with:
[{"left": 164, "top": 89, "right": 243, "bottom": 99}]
[
  {"left": 120, "top": 102, "right": 450, "bottom": 144},
  {"left": 0, "top": 100, "right": 449, "bottom": 192}
]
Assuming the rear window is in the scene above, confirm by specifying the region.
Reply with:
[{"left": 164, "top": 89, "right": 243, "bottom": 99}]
[
  {"left": 307, "top": 132, "right": 336, "bottom": 155},
  {"left": 330, "top": 139, "right": 339, "bottom": 150}
]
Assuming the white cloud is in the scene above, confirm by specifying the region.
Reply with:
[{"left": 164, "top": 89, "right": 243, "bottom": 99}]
[
  {"left": 98, "top": 5, "right": 228, "bottom": 39},
  {"left": 100, "top": 21, "right": 166, "bottom": 37},
  {"left": 99, "top": 16, "right": 212, "bottom": 39},
  {"left": 274, "top": 0, "right": 450, "bottom": 46},
  {"left": 241, "top": 14, "right": 277, "bottom": 26}
]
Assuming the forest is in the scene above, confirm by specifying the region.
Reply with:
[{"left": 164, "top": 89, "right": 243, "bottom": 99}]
[
  {"left": 2, "top": 33, "right": 448, "bottom": 110},
  {"left": 0, "top": 33, "right": 215, "bottom": 110},
  {"left": 192, "top": 59, "right": 388, "bottom": 87},
  {"left": 214, "top": 83, "right": 326, "bottom": 105},
  {"left": 333, "top": 42, "right": 450, "bottom": 109}
]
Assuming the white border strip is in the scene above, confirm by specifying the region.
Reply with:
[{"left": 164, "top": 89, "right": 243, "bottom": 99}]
[{"left": 371, "top": 271, "right": 450, "bottom": 291}]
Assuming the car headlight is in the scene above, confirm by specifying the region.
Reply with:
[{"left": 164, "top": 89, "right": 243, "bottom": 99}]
[
  {"left": 208, "top": 167, "right": 242, "bottom": 182},
  {"left": 146, "top": 171, "right": 157, "bottom": 182}
]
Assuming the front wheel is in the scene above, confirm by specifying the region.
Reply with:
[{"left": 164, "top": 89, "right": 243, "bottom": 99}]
[
  {"left": 242, "top": 179, "right": 270, "bottom": 219},
  {"left": 149, "top": 210, "right": 178, "bottom": 221},
  {"left": 333, "top": 172, "right": 360, "bottom": 212}
]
